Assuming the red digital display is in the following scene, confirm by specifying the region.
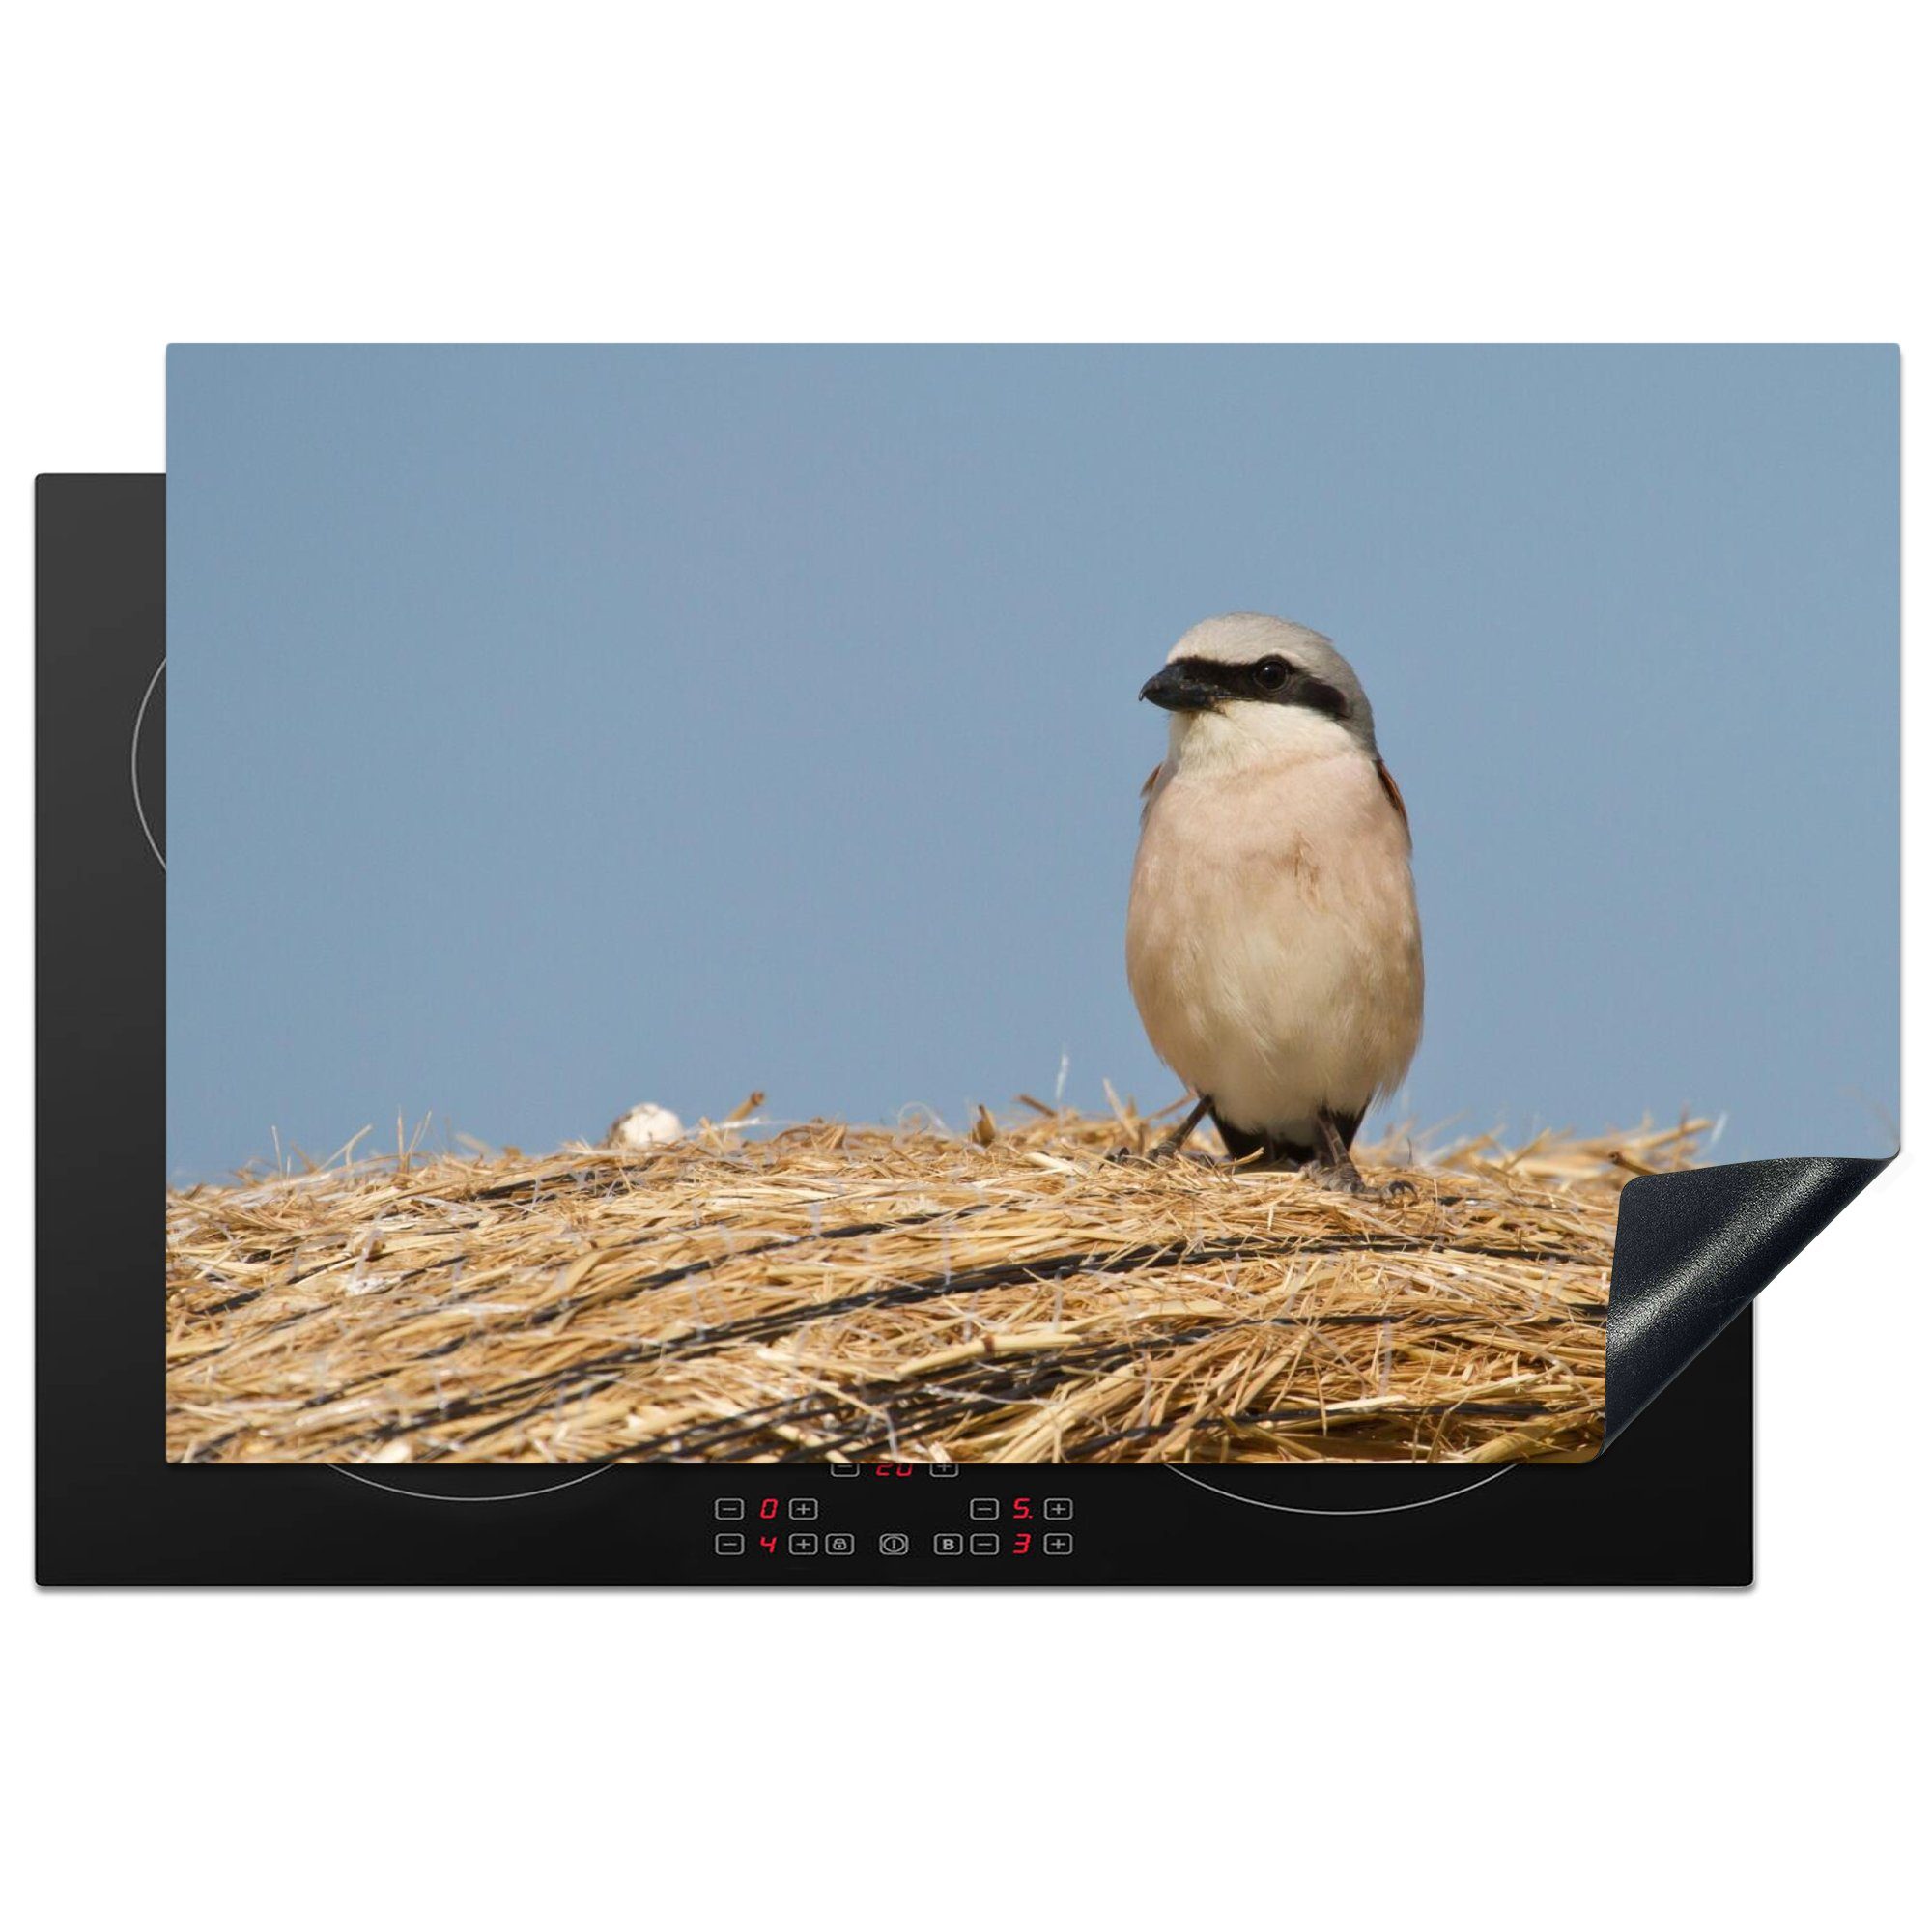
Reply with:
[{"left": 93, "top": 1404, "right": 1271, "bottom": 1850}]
[{"left": 714, "top": 1479, "right": 1070, "bottom": 1560}]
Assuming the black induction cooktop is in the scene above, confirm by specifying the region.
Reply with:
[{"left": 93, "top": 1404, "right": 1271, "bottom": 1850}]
[{"left": 38, "top": 474, "right": 1884, "bottom": 1587}]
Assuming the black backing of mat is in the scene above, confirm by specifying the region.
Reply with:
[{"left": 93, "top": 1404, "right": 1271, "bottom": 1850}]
[
  {"left": 29, "top": 471, "right": 1861, "bottom": 1586},
  {"left": 1605, "top": 1157, "right": 1888, "bottom": 1444}
]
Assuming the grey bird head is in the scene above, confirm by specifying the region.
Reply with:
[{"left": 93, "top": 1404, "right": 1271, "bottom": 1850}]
[{"left": 1139, "top": 613, "right": 1379, "bottom": 758}]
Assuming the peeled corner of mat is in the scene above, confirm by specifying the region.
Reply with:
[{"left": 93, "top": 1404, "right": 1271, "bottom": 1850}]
[{"left": 1604, "top": 1152, "right": 1893, "bottom": 1446}]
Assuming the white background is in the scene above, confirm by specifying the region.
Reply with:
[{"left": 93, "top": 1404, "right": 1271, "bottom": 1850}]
[{"left": 2, "top": 4, "right": 1919, "bottom": 1924}]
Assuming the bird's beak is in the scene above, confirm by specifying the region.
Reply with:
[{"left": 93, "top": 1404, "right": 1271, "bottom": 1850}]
[{"left": 1140, "top": 663, "right": 1220, "bottom": 713}]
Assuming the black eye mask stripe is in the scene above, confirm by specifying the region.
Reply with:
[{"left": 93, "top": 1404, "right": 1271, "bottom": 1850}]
[{"left": 1168, "top": 655, "right": 1350, "bottom": 722}]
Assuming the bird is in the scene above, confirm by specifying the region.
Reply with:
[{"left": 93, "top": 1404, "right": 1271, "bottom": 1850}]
[{"left": 1124, "top": 613, "right": 1423, "bottom": 1191}]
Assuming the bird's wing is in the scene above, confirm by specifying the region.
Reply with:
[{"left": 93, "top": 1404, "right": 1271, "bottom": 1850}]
[
  {"left": 1375, "top": 758, "right": 1410, "bottom": 846},
  {"left": 1138, "top": 762, "right": 1164, "bottom": 830}
]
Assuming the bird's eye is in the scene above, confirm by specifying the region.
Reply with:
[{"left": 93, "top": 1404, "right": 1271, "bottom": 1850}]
[{"left": 1254, "top": 656, "right": 1292, "bottom": 692}]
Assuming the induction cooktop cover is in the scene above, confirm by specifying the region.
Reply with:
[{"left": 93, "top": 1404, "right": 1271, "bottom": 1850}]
[{"left": 36, "top": 345, "right": 1897, "bottom": 1584}]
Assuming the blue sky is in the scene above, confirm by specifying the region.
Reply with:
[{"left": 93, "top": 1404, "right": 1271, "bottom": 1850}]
[{"left": 167, "top": 346, "right": 1898, "bottom": 1178}]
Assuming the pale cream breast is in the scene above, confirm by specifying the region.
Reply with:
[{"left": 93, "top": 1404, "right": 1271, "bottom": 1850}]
[{"left": 1126, "top": 740, "right": 1423, "bottom": 1142}]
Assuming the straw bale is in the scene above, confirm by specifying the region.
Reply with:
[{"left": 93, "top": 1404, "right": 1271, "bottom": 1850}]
[{"left": 164, "top": 1103, "right": 1707, "bottom": 1465}]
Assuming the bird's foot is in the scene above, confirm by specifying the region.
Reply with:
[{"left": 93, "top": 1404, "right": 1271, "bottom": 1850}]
[
  {"left": 1307, "top": 1157, "right": 1368, "bottom": 1195},
  {"left": 1305, "top": 1108, "right": 1406, "bottom": 1196},
  {"left": 1113, "top": 1095, "right": 1212, "bottom": 1165},
  {"left": 1109, "top": 1132, "right": 1203, "bottom": 1166}
]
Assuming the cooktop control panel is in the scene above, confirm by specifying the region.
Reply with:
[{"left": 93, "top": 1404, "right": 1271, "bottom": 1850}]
[{"left": 710, "top": 1465, "right": 1077, "bottom": 1570}]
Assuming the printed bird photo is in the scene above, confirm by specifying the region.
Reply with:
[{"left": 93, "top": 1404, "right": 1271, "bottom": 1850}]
[
  {"left": 1127, "top": 615, "right": 1422, "bottom": 1190},
  {"left": 162, "top": 346, "right": 1898, "bottom": 1467}
]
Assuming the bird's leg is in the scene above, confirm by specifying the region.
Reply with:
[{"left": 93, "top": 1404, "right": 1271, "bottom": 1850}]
[
  {"left": 1309, "top": 1108, "right": 1415, "bottom": 1198},
  {"left": 1111, "top": 1094, "right": 1211, "bottom": 1162},
  {"left": 1309, "top": 1109, "right": 1367, "bottom": 1194},
  {"left": 1154, "top": 1094, "right": 1213, "bottom": 1157}
]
